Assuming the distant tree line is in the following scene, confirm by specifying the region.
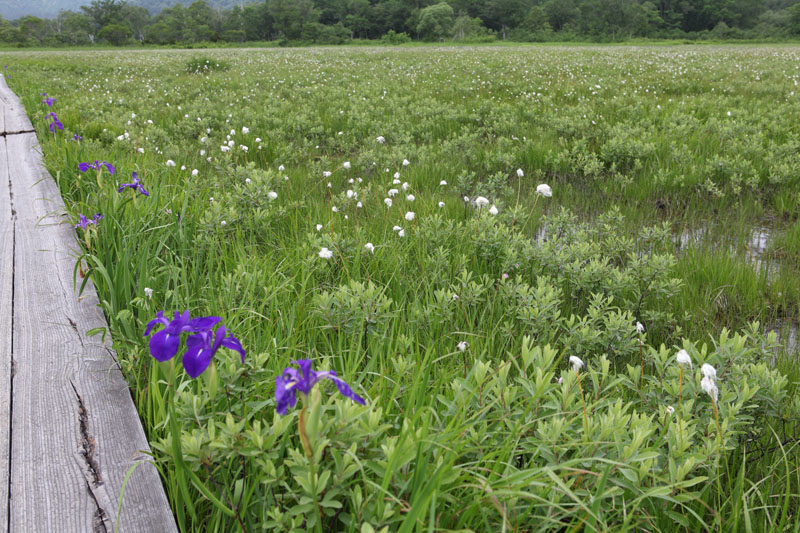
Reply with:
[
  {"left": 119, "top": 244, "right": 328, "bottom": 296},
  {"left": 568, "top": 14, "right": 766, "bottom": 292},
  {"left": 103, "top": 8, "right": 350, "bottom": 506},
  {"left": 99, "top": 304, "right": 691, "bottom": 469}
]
[{"left": 2, "top": 0, "right": 800, "bottom": 46}]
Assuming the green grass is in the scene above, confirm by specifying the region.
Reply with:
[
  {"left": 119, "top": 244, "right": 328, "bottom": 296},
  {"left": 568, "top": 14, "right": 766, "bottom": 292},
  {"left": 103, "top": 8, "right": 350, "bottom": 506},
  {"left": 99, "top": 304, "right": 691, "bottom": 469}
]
[{"left": 3, "top": 45, "right": 800, "bottom": 531}]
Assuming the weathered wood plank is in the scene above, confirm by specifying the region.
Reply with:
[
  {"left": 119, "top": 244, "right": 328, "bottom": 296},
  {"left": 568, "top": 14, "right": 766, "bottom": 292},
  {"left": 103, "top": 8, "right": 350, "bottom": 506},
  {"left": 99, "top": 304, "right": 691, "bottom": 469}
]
[
  {"left": 0, "top": 136, "right": 13, "bottom": 532},
  {"left": 0, "top": 74, "right": 33, "bottom": 133},
  {"left": 8, "top": 129, "right": 176, "bottom": 532}
]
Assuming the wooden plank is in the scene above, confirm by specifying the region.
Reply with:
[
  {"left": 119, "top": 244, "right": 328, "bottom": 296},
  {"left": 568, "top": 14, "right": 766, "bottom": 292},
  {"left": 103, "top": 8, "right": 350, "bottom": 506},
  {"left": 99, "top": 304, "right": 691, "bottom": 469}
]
[
  {"left": 0, "top": 74, "right": 33, "bottom": 133},
  {"left": 0, "top": 136, "right": 13, "bottom": 531},
  {"left": 7, "top": 130, "right": 176, "bottom": 532},
  {"left": 0, "top": 85, "right": 5, "bottom": 133}
]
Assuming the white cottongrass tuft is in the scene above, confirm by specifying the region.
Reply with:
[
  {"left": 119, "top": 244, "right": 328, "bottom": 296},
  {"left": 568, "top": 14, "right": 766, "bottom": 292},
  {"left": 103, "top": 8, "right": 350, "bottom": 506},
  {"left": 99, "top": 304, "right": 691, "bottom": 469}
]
[
  {"left": 676, "top": 349, "right": 692, "bottom": 368},
  {"left": 364, "top": 242, "right": 374, "bottom": 253},
  {"left": 438, "top": 201, "right": 445, "bottom": 208},
  {"left": 388, "top": 189, "right": 399, "bottom": 197},
  {"left": 343, "top": 161, "right": 351, "bottom": 169},
  {"left": 489, "top": 205, "right": 499, "bottom": 215},
  {"left": 403, "top": 159, "right": 410, "bottom": 166},
  {"left": 318, "top": 247, "right": 333, "bottom": 259},
  {"left": 440, "top": 180, "right": 447, "bottom": 186},
  {"left": 666, "top": 405, "right": 675, "bottom": 415},
  {"left": 315, "top": 224, "right": 323, "bottom": 231},
  {"left": 701, "top": 376, "right": 718, "bottom": 402},
  {"left": 166, "top": 160, "right": 176, "bottom": 167},
  {"left": 516, "top": 168, "right": 524, "bottom": 178},
  {"left": 384, "top": 198, "right": 392, "bottom": 207},
  {"left": 636, "top": 321, "right": 645, "bottom": 333},
  {"left": 536, "top": 184, "right": 553, "bottom": 197},
  {"left": 406, "top": 194, "right": 415, "bottom": 202},
  {"left": 474, "top": 196, "right": 489, "bottom": 208},
  {"left": 701, "top": 363, "right": 717, "bottom": 381},
  {"left": 405, "top": 211, "right": 415, "bottom": 221},
  {"left": 569, "top": 356, "right": 584, "bottom": 371},
  {"left": 268, "top": 191, "right": 278, "bottom": 200},
  {"left": 398, "top": 229, "right": 405, "bottom": 237},
  {"left": 457, "top": 341, "right": 469, "bottom": 352},
  {"left": 144, "top": 287, "right": 153, "bottom": 299},
  {"left": 376, "top": 136, "right": 385, "bottom": 144}
]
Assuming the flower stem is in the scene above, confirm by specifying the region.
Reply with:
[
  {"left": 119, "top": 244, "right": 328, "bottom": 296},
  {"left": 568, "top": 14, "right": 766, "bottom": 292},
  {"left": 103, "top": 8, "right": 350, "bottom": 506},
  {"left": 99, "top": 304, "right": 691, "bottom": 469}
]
[
  {"left": 298, "top": 404, "right": 323, "bottom": 533},
  {"left": 678, "top": 366, "right": 684, "bottom": 450},
  {"left": 576, "top": 370, "right": 589, "bottom": 438}
]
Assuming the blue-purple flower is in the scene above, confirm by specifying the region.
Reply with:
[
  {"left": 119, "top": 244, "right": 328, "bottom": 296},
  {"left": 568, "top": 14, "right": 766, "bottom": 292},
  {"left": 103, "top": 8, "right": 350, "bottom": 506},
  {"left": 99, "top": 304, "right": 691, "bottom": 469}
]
[
  {"left": 117, "top": 172, "right": 149, "bottom": 196},
  {"left": 143, "top": 311, "right": 244, "bottom": 378},
  {"left": 182, "top": 325, "right": 245, "bottom": 378},
  {"left": 42, "top": 95, "right": 54, "bottom": 107},
  {"left": 78, "top": 160, "right": 115, "bottom": 175},
  {"left": 275, "top": 359, "right": 365, "bottom": 415},
  {"left": 75, "top": 213, "right": 103, "bottom": 229},
  {"left": 47, "top": 112, "right": 63, "bottom": 132},
  {"left": 72, "top": 133, "right": 83, "bottom": 141},
  {"left": 144, "top": 310, "right": 219, "bottom": 362}
]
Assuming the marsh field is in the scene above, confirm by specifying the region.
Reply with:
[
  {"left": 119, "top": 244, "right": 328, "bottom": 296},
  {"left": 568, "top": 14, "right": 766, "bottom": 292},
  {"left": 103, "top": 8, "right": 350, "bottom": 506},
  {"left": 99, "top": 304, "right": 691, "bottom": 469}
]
[{"left": 4, "top": 45, "right": 800, "bottom": 531}]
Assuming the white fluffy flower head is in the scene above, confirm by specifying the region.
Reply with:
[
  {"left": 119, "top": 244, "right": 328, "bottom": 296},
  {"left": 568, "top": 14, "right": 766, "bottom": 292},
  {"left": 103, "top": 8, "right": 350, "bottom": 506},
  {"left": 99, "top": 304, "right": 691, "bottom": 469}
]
[
  {"left": 318, "top": 247, "right": 333, "bottom": 259},
  {"left": 569, "top": 356, "right": 584, "bottom": 371},
  {"left": 701, "top": 376, "right": 718, "bottom": 402},
  {"left": 536, "top": 184, "right": 553, "bottom": 197},
  {"left": 701, "top": 363, "right": 717, "bottom": 381},
  {"left": 676, "top": 349, "right": 692, "bottom": 368}
]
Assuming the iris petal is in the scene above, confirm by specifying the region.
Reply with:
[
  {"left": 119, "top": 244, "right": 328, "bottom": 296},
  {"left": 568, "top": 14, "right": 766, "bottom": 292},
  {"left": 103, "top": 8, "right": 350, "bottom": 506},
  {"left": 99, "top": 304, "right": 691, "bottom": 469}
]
[
  {"left": 149, "top": 329, "right": 180, "bottom": 362},
  {"left": 182, "top": 333, "right": 212, "bottom": 378}
]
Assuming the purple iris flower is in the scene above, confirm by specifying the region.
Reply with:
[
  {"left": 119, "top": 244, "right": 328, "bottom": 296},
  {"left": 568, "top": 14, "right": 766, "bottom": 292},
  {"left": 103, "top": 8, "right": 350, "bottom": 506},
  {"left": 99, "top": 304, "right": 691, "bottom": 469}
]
[
  {"left": 47, "top": 112, "right": 63, "bottom": 132},
  {"left": 78, "top": 160, "right": 115, "bottom": 175},
  {"left": 275, "top": 359, "right": 365, "bottom": 415},
  {"left": 143, "top": 310, "right": 221, "bottom": 364},
  {"left": 182, "top": 324, "right": 245, "bottom": 378},
  {"left": 72, "top": 133, "right": 83, "bottom": 141},
  {"left": 117, "top": 172, "right": 149, "bottom": 196},
  {"left": 42, "top": 96, "right": 54, "bottom": 107},
  {"left": 75, "top": 213, "right": 103, "bottom": 229}
]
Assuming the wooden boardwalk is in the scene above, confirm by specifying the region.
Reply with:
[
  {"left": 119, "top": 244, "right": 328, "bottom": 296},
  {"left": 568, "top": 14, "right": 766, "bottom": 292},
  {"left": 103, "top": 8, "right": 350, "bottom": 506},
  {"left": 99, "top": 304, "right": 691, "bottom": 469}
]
[{"left": 0, "top": 77, "right": 177, "bottom": 531}]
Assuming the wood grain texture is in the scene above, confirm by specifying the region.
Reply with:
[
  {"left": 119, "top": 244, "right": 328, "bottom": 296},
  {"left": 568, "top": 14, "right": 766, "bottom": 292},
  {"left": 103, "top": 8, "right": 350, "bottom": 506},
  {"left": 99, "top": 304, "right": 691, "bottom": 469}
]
[
  {"left": 6, "top": 124, "right": 176, "bottom": 529},
  {"left": 0, "top": 136, "right": 13, "bottom": 532},
  {"left": 0, "top": 74, "right": 33, "bottom": 133}
]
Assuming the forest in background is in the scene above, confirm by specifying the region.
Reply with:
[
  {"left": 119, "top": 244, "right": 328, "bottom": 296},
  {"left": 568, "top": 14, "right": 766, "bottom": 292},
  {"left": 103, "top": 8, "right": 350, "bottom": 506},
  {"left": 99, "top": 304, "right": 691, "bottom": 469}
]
[{"left": 2, "top": 0, "right": 800, "bottom": 48}]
